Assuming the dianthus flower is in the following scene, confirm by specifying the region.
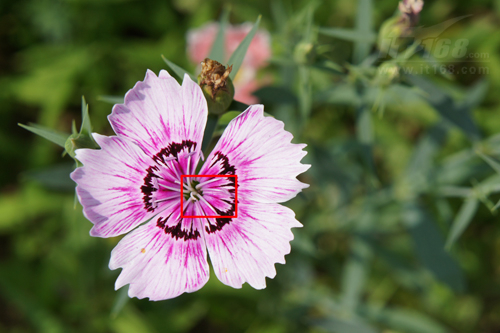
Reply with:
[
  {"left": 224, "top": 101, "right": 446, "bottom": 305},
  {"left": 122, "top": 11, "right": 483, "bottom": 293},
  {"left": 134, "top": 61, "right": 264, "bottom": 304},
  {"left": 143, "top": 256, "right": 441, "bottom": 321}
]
[
  {"left": 71, "top": 69, "right": 309, "bottom": 300},
  {"left": 187, "top": 22, "right": 271, "bottom": 104}
]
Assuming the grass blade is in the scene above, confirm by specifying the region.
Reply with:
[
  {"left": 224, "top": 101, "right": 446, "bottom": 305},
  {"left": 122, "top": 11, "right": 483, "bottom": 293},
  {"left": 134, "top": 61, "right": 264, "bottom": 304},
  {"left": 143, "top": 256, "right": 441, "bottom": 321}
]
[
  {"left": 19, "top": 123, "right": 68, "bottom": 148},
  {"left": 161, "top": 55, "right": 197, "bottom": 82},
  {"left": 209, "top": 7, "right": 230, "bottom": 63},
  {"left": 445, "top": 198, "right": 479, "bottom": 250},
  {"left": 227, "top": 15, "right": 261, "bottom": 80}
]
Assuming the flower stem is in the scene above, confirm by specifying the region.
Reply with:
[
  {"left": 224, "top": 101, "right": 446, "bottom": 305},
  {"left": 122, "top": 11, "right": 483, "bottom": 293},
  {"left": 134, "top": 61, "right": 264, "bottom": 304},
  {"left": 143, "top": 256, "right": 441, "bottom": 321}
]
[{"left": 202, "top": 113, "right": 220, "bottom": 155}]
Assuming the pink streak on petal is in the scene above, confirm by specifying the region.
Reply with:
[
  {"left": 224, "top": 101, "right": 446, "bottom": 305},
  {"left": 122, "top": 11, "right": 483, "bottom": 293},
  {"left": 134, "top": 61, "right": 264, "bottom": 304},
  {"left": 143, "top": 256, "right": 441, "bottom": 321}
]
[
  {"left": 70, "top": 134, "right": 157, "bottom": 238},
  {"left": 110, "top": 215, "right": 209, "bottom": 301},
  {"left": 199, "top": 105, "right": 310, "bottom": 204},
  {"left": 108, "top": 70, "right": 207, "bottom": 157},
  {"left": 204, "top": 202, "right": 301, "bottom": 289}
]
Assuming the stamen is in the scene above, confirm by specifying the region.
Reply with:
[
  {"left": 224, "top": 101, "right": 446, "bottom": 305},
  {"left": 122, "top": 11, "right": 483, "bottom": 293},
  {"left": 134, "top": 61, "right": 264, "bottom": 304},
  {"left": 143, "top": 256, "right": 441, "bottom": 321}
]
[
  {"left": 196, "top": 177, "right": 222, "bottom": 189},
  {"left": 197, "top": 194, "right": 218, "bottom": 215},
  {"left": 158, "top": 183, "right": 181, "bottom": 192},
  {"left": 174, "top": 179, "right": 194, "bottom": 192},
  {"left": 182, "top": 196, "right": 192, "bottom": 214},
  {"left": 152, "top": 194, "right": 178, "bottom": 205}
]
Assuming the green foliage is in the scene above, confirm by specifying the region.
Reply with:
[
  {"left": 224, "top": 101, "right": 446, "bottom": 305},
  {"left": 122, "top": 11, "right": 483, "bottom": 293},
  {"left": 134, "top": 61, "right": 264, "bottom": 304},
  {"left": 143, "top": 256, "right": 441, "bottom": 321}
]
[
  {"left": 4, "top": 0, "right": 500, "bottom": 332},
  {"left": 227, "top": 15, "right": 262, "bottom": 80}
]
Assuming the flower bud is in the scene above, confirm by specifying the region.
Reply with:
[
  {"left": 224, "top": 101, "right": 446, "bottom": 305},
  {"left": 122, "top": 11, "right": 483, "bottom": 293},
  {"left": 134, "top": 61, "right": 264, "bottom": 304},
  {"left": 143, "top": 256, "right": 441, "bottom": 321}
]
[
  {"left": 198, "top": 58, "right": 234, "bottom": 115},
  {"left": 377, "top": 0, "right": 424, "bottom": 56},
  {"left": 374, "top": 62, "right": 400, "bottom": 87},
  {"left": 293, "top": 42, "right": 315, "bottom": 65}
]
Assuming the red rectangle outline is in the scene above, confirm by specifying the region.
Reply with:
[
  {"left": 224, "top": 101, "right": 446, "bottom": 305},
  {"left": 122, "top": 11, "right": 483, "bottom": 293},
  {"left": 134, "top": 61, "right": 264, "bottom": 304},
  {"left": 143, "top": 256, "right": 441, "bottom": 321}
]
[{"left": 180, "top": 175, "right": 238, "bottom": 218}]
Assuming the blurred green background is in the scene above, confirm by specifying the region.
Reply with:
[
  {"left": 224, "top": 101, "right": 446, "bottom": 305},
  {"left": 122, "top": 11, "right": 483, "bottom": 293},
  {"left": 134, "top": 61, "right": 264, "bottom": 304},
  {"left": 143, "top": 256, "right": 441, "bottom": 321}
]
[{"left": 3, "top": 0, "right": 500, "bottom": 332}]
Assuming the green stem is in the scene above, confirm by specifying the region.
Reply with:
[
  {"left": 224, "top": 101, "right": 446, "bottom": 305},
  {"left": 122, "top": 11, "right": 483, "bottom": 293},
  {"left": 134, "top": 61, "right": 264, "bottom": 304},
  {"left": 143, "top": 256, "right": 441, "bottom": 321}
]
[{"left": 202, "top": 113, "right": 220, "bottom": 155}]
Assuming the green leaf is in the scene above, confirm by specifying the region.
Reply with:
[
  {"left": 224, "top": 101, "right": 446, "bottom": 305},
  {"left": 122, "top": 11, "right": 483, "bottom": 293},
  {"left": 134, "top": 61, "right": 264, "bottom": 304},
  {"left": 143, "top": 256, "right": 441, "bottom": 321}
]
[
  {"left": 227, "top": 15, "right": 261, "bottom": 80},
  {"left": 111, "top": 286, "right": 130, "bottom": 319},
  {"left": 361, "top": 305, "right": 448, "bottom": 333},
  {"left": 463, "top": 78, "right": 489, "bottom": 111},
  {"left": 80, "top": 96, "right": 92, "bottom": 136},
  {"left": 313, "top": 318, "right": 377, "bottom": 333},
  {"left": 402, "top": 202, "right": 465, "bottom": 292},
  {"left": 353, "top": 0, "right": 374, "bottom": 64},
  {"left": 356, "top": 105, "right": 377, "bottom": 180},
  {"left": 161, "top": 55, "right": 197, "bottom": 82},
  {"left": 318, "top": 27, "right": 376, "bottom": 43},
  {"left": 228, "top": 100, "right": 250, "bottom": 111},
  {"left": 445, "top": 198, "right": 479, "bottom": 250},
  {"left": 98, "top": 95, "right": 124, "bottom": 105},
  {"left": 477, "top": 150, "right": 500, "bottom": 174},
  {"left": 202, "top": 114, "right": 219, "bottom": 153},
  {"left": 406, "top": 75, "right": 481, "bottom": 141},
  {"left": 208, "top": 7, "right": 230, "bottom": 63},
  {"left": 252, "top": 86, "right": 298, "bottom": 105},
  {"left": 18, "top": 123, "right": 69, "bottom": 148},
  {"left": 22, "top": 163, "right": 76, "bottom": 192},
  {"left": 340, "top": 234, "right": 372, "bottom": 313},
  {"left": 218, "top": 111, "right": 242, "bottom": 127}
]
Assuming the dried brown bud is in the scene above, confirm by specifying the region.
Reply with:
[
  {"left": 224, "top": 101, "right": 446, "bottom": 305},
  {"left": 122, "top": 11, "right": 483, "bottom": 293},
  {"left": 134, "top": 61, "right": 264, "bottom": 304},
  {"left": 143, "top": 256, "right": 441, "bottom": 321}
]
[{"left": 199, "top": 58, "right": 233, "bottom": 99}]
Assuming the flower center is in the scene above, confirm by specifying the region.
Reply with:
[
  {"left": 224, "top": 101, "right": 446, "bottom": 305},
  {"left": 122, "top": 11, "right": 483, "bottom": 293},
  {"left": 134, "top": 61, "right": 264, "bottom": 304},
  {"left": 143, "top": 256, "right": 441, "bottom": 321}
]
[{"left": 183, "top": 180, "right": 203, "bottom": 202}]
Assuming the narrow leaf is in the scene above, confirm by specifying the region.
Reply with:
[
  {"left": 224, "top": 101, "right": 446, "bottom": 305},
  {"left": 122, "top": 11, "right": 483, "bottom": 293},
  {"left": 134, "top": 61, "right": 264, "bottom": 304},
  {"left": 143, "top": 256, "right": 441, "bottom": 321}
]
[
  {"left": 313, "top": 318, "right": 377, "bottom": 333},
  {"left": 80, "top": 96, "right": 92, "bottom": 136},
  {"left": 340, "top": 234, "right": 372, "bottom": 312},
  {"left": 406, "top": 74, "right": 481, "bottom": 141},
  {"left": 227, "top": 15, "right": 261, "bottom": 80},
  {"left": 97, "top": 95, "right": 124, "bottom": 105},
  {"left": 18, "top": 123, "right": 68, "bottom": 148},
  {"left": 318, "top": 27, "right": 376, "bottom": 43},
  {"left": 477, "top": 150, "right": 500, "bottom": 174},
  {"left": 161, "top": 55, "right": 197, "bottom": 82},
  {"left": 209, "top": 7, "right": 230, "bottom": 63},
  {"left": 402, "top": 202, "right": 465, "bottom": 292},
  {"left": 445, "top": 198, "right": 479, "bottom": 250},
  {"left": 252, "top": 86, "right": 298, "bottom": 105},
  {"left": 227, "top": 100, "right": 249, "bottom": 111},
  {"left": 110, "top": 285, "right": 130, "bottom": 319},
  {"left": 22, "top": 163, "right": 76, "bottom": 192},
  {"left": 202, "top": 114, "right": 219, "bottom": 153},
  {"left": 361, "top": 305, "right": 448, "bottom": 333},
  {"left": 354, "top": 0, "right": 374, "bottom": 64}
]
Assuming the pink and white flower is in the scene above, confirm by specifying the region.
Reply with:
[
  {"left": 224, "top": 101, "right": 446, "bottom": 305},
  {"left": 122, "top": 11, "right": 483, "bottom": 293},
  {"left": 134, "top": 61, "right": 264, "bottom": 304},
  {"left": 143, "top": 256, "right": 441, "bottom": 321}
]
[
  {"left": 187, "top": 22, "right": 271, "bottom": 104},
  {"left": 71, "top": 69, "right": 309, "bottom": 301}
]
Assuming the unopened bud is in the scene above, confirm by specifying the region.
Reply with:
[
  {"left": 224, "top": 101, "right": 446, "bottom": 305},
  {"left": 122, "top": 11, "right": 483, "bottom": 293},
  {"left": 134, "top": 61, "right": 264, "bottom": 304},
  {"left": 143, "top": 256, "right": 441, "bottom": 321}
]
[
  {"left": 399, "top": 0, "right": 423, "bottom": 26},
  {"left": 374, "top": 63, "right": 400, "bottom": 86},
  {"left": 294, "top": 42, "right": 315, "bottom": 64},
  {"left": 198, "top": 58, "right": 234, "bottom": 115}
]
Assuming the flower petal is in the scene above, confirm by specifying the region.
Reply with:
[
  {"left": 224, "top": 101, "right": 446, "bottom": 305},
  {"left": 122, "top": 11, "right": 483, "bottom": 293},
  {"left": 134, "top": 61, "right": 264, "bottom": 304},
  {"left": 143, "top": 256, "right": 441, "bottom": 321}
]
[
  {"left": 200, "top": 105, "right": 310, "bottom": 204},
  {"left": 109, "top": 215, "right": 209, "bottom": 301},
  {"left": 71, "top": 134, "right": 158, "bottom": 237},
  {"left": 109, "top": 70, "right": 208, "bottom": 157},
  {"left": 203, "top": 202, "right": 301, "bottom": 289}
]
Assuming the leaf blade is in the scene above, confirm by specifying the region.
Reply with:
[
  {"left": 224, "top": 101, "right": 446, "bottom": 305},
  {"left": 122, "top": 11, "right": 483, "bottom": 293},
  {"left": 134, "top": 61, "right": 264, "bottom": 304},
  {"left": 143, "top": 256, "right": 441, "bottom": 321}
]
[
  {"left": 161, "top": 55, "right": 197, "bottom": 82},
  {"left": 445, "top": 198, "right": 479, "bottom": 250},
  {"left": 208, "top": 7, "right": 230, "bottom": 63},
  {"left": 18, "top": 123, "right": 69, "bottom": 148},
  {"left": 227, "top": 15, "right": 261, "bottom": 80}
]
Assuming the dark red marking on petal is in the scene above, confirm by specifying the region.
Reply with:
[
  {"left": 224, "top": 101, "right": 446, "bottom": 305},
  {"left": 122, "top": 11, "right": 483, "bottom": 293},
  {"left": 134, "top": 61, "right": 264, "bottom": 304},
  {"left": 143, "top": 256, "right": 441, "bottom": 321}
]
[
  {"left": 141, "top": 140, "right": 198, "bottom": 212},
  {"left": 157, "top": 215, "right": 200, "bottom": 240},
  {"left": 153, "top": 140, "right": 197, "bottom": 165},
  {"left": 204, "top": 152, "right": 238, "bottom": 233},
  {"left": 210, "top": 152, "right": 236, "bottom": 175},
  {"left": 141, "top": 165, "right": 160, "bottom": 212}
]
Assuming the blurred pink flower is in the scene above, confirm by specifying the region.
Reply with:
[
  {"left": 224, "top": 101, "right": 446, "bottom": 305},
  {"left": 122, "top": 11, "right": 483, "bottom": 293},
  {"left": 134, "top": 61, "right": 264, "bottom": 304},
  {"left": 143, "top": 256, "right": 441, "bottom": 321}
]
[{"left": 187, "top": 22, "right": 271, "bottom": 104}]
